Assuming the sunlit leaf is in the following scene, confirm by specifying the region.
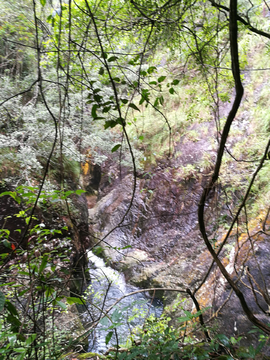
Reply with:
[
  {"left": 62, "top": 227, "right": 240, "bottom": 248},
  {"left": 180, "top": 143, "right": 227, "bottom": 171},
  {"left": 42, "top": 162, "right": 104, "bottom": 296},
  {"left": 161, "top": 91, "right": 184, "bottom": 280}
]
[
  {"left": 66, "top": 297, "right": 85, "bottom": 305},
  {"left": 147, "top": 66, "right": 157, "bottom": 74},
  {"left": 75, "top": 189, "right": 85, "bottom": 195}
]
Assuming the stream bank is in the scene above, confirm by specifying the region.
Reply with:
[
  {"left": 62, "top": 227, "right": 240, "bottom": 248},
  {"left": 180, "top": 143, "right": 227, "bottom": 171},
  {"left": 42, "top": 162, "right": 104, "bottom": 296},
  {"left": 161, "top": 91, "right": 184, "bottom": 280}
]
[{"left": 86, "top": 252, "right": 163, "bottom": 353}]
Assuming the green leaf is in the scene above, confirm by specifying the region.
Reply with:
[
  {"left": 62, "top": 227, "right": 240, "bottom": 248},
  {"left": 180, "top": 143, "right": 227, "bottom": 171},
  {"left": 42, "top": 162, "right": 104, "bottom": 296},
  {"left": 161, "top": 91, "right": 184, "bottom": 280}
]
[
  {"left": 105, "top": 331, "right": 113, "bottom": 345},
  {"left": 159, "top": 95, "right": 164, "bottom": 105},
  {"left": 147, "top": 66, "right": 157, "bottom": 74},
  {"left": 129, "top": 103, "right": 140, "bottom": 112},
  {"left": 111, "top": 308, "right": 122, "bottom": 323},
  {"left": 18, "top": 289, "right": 28, "bottom": 296},
  {"left": 111, "top": 144, "right": 121, "bottom": 153},
  {"left": 139, "top": 89, "right": 150, "bottom": 104},
  {"left": 66, "top": 297, "right": 85, "bottom": 305},
  {"left": 172, "top": 79, "right": 180, "bottom": 85},
  {"left": 216, "top": 334, "right": 230, "bottom": 348},
  {"left": 121, "top": 98, "right": 128, "bottom": 104},
  {"left": 102, "top": 106, "right": 111, "bottom": 113},
  {"left": 0, "top": 281, "right": 15, "bottom": 287},
  {"left": 99, "top": 67, "right": 104, "bottom": 75},
  {"left": 8, "top": 334, "right": 17, "bottom": 346},
  {"left": 0, "top": 292, "right": 5, "bottom": 312},
  {"left": 13, "top": 348, "right": 26, "bottom": 353},
  {"left": 248, "top": 345, "right": 256, "bottom": 358},
  {"left": 56, "top": 300, "right": 67, "bottom": 310},
  {"left": 40, "top": 0, "right": 46, "bottom": 6},
  {"left": 0, "top": 192, "right": 21, "bottom": 204},
  {"left": 116, "top": 117, "right": 125, "bottom": 125},
  {"left": 39, "top": 255, "right": 48, "bottom": 274},
  {"left": 108, "top": 56, "right": 118, "bottom": 62},
  {"left": 177, "top": 316, "right": 191, "bottom": 323},
  {"left": 0, "top": 229, "right": 10, "bottom": 237},
  {"left": 75, "top": 189, "right": 85, "bottom": 195},
  {"left": 91, "top": 104, "right": 99, "bottom": 119},
  {"left": 100, "top": 316, "right": 109, "bottom": 326},
  {"left": 7, "top": 314, "right": 21, "bottom": 328},
  {"left": 93, "top": 246, "right": 103, "bottom": 255},
  {"left": 2, "top": 240, "right": 11, "bottom": 249},
  {"left": 94, "top": 94, "right": 103, "bottom": 103},
  {"left": 169, "top": 87, "right": 175, "bottom": 94},
  {"left": 104, "top": 120, "right": 117, "bottom": 129},
  {"left": 93, "top": 117, "right": 105, "bottom": 121},
  {"left": 25, "top": 216, "right": 32, "bottom": 225},
  {"left": 255, "top": 340, "right": 266, "bottom": 355},
  {"left": 26, "top": 334, "right": 36, "bottom": 346},
  {"left": 16, "top": 354, "right": 26, "bottom": 360},
  {"left": 158, "top": 75, "right": 166, "bottom": 83}
]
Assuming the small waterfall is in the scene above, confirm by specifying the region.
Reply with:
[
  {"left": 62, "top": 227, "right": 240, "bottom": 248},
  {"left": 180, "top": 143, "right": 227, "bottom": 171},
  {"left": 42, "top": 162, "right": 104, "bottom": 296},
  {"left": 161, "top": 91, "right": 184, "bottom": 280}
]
[{"left": 86, "top": 252, "right": 163, "bottom": 353}]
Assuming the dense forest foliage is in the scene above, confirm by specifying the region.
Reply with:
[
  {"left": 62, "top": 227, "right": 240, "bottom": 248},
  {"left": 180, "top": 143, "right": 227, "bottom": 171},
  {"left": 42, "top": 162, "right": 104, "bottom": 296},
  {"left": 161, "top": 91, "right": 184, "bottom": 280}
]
[{"left": 1, "top": 0, "right": 270, "bottom": 359}]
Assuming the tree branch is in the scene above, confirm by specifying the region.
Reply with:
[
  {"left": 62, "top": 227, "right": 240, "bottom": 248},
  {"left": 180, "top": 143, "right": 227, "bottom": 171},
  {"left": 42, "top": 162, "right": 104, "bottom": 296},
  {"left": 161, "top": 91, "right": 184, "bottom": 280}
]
[
  {"left": 208, "top": 0, "right": 270, "bottom": 40},
  {"left": 198, "top": 0, "right": 270, "bottom": 335}
]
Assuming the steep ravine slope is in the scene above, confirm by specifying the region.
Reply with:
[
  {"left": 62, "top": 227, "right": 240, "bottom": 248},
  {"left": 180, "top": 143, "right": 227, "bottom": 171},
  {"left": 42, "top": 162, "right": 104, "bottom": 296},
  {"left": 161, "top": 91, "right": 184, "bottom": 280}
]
[{"left": 87, "top": 88, "right": 270, "bottom": 348}]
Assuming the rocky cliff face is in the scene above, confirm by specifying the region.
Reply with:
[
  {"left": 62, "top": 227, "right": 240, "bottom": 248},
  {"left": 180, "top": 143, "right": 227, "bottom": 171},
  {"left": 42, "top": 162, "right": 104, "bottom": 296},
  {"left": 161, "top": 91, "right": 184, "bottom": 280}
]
[
  {"left": 87, "top": 118, "right": 270, "bottom": 347},
  {"left": 88, "top": 121, "right": 215, "bottom": 299}
]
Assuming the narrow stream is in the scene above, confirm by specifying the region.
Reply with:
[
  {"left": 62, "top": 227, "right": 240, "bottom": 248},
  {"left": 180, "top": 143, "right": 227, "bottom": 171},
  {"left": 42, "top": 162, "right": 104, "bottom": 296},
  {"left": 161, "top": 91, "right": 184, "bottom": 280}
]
[{"left": 86, "top": 252, "right": 163, "bottom": 353}]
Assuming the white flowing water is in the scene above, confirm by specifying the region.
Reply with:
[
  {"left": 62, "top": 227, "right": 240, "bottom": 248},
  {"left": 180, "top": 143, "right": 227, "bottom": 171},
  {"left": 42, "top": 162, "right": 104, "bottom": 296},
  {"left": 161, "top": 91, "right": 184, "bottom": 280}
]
[{"left": 86, "top": 252, "right": 163, "bottom": 353}]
